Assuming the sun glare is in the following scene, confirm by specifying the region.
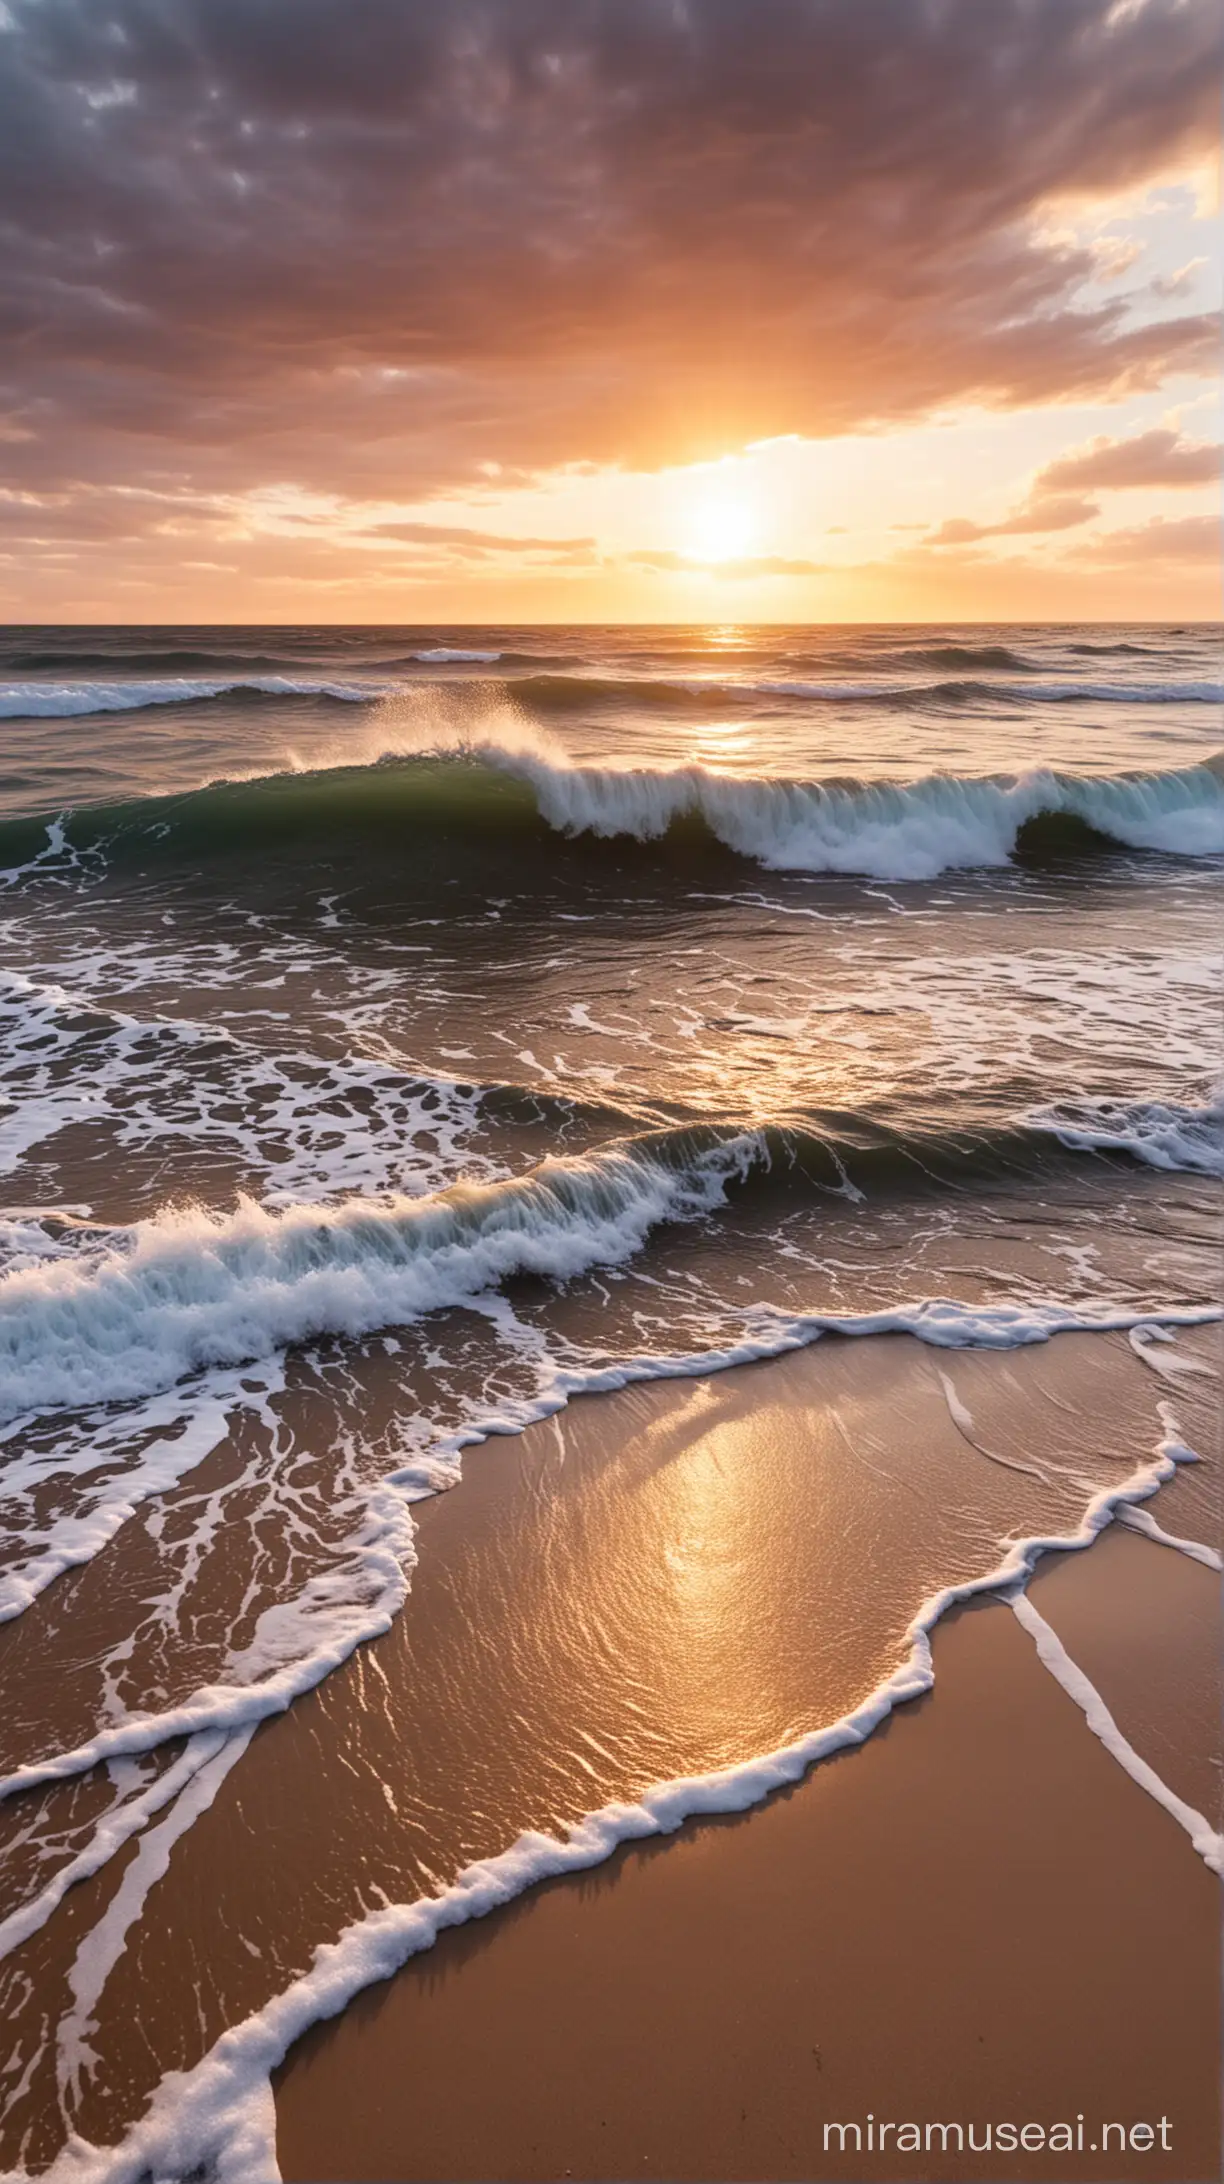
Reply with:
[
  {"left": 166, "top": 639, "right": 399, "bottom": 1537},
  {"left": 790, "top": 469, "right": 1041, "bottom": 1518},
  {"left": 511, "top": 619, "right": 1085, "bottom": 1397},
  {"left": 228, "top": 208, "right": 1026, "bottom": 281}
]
[{"left": 686, "top": 494, "right": 757, "bottom": 564}]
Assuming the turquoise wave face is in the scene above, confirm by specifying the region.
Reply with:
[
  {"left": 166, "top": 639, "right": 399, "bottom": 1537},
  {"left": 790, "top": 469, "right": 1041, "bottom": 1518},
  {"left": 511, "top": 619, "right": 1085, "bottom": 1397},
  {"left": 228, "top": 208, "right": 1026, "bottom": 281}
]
[{"left": 1, "top": 749, "right": 1220, "bottom": 893}]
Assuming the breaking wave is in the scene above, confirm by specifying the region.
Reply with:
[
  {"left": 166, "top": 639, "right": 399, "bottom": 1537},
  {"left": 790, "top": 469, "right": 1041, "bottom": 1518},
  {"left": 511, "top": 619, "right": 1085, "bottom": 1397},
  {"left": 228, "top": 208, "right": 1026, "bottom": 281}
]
[
  {"left": 1027, "top": 1092, "right": 1224, "bottom": 1178},
  {"left": 492, "top": 750, "right": 1224, "bottom": 873},
  {"left": 0, "top": 675, "right": 389, "bottom": 718},
  {"left": 3, "top": 747, "right": 1222, "bottom": 883},
  {"left": 1, "top": 1103, "right": 1218, "bottom": 1428},
  {"left": 0, "top": 1129, "right": 763, "bottom": 1421}
]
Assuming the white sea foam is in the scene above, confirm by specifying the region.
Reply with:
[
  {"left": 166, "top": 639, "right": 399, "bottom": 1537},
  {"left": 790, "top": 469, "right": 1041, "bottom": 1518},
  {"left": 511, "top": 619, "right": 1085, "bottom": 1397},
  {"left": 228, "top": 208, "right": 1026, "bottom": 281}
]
[
  {"left": 3, "top": 1101, "right": 1220, "bottom": 1435},
  {"left": 0, "top": 677, "right": 388, "bottom": 718},
  {"left": 0, "top": 1370, "right": 270, "bottom": 1623},
  {"left": 0, "top": 1728, "right": 246, "bottom": 1966},
  {"left": 1, "top": 1284, "right": 1216, "bottom": 1808},
  {"left": 480, "top": 748, "right": 1224, "bottom": 877},
  {"left": 56, "top": 1726, "right": 257, "bottom": 2109},
  {"left": 0, "top": 967, "right": 496, "bottom": 1205},
  {"left": 0, "top": 1134, "right": 763, "bottom": 1422},
  {"left": 20, "top": 1411, "right": 1201, "bottom": 2184},
  {"left": 1012, "top": 1587, "right": 1223, "bottom": 1871},
  {"left": 1116, "top": 1502, "right": 1222, "bottom": 1570},
  {"left": 1026, "top": 1091, "right": 1224, "bottom": 1176},
  {"left": 4, "top": 736, "right": 1220, "bottom": 881},
  {"left": 411, "top": 648, "right": 502, "bottom": 663}
]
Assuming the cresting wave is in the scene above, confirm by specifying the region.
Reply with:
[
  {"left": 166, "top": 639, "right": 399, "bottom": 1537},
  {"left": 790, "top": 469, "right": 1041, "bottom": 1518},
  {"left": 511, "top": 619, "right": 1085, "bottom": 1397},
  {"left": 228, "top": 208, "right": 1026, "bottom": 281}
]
[
  {"left": 1027, "top": 1091, "right": 1224, "bottom": 1178},
  {"left": 1, "top": 1107, "right": 1219, "bottom": 1428},
  {"left": 10, "top": 1404, "right": 1217, "bottom": 2184},
  {"left": 496, "top": 749, "right": 1224, "bottom": 874},
  {"left": 0, "top": 1130, "right": 761, "bottom": 1420},
  {"left": 3, "top": 748, "right": 1223, "bottom": 882}
]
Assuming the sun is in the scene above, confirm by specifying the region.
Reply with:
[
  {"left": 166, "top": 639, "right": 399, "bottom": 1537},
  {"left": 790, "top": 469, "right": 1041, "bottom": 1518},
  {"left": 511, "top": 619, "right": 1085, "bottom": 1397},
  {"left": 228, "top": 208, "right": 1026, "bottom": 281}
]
[{"left": 685, "top": 493, "right": 758, "bottom": 564}]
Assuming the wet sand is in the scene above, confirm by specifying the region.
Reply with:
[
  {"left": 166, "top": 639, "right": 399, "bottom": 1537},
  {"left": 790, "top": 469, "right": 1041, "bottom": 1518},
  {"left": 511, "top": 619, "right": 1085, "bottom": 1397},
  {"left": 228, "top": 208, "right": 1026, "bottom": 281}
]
[
  {"left": 276, "top": 1526, "right": 1221, "bottom": 2182},
  {"left": 1, "top": 1330, "right": 1217, "bottom": 2175}
]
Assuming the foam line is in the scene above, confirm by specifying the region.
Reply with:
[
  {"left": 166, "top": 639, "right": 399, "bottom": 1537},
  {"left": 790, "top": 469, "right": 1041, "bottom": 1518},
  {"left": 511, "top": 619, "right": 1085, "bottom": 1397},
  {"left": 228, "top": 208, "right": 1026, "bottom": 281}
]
[
  {"left": 57, "top": 1728, "right": 256, "bottom": 2108},
  {"left": 0, "top": 1731, "right": 233, "bottom": 1965},
  {"left": 0, "top": 1473, "right": 418, "bottom": 1805},
  {"left": 0, "top": 1376, "right": 265, "bottom": 1625},
  {"left": 1010, "top": 1591, "right": 1223, "bottom": 1873},
  {"left": 20, "top": 1417, "right": 1200, "bottom": 2184},
  {"left": 1, "top": 1303, "right": 1217, "bottom": 1808},
  {"left": 1116, "top": 1502, "right": 1222, "bottom": 1570},
  {"left": 1127, "top": 1323, "right": 1216, "bottom": 1377}
]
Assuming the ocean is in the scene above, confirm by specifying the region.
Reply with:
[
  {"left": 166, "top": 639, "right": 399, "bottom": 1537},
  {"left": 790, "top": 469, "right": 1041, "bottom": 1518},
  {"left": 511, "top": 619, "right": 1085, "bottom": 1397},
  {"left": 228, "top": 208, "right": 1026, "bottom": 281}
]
[{"left": 0, "top": 621, "right": 1220, "bottom": 2179}]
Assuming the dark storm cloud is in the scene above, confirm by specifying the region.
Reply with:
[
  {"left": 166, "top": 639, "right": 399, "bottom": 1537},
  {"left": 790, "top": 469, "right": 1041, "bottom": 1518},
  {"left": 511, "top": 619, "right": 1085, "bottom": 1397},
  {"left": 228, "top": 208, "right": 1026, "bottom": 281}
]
[{"left": 0, "top": 0, "right": 1218, "bottom": 543}]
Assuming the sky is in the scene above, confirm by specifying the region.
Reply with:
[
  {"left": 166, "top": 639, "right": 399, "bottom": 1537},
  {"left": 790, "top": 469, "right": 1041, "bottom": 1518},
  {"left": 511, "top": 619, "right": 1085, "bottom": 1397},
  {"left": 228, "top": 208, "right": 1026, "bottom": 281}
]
[{"left": 0, "top": 0, "right": 1219, "bottom": 623}]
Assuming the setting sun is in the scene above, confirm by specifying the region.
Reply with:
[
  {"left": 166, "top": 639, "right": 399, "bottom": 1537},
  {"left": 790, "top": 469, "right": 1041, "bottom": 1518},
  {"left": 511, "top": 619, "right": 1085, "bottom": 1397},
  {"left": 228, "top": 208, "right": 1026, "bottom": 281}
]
[{"left": 684, "top": 494, "right": 758, "bottom": 564}]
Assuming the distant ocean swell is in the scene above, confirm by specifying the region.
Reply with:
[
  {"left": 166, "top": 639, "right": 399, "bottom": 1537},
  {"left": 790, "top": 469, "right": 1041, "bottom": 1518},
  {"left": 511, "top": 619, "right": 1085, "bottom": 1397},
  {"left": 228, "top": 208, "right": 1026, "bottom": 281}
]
[
  {"left": 1, "top": 670, "right": 1221, "bottom": 719},
  {"left": 4, "top": 750, "right": 1222, "bottom": 882}
]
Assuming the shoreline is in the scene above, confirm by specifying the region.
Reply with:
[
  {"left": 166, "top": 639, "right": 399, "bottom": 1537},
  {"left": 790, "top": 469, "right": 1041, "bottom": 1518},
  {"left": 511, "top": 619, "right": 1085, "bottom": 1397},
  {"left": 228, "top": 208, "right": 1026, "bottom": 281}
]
[
  {"left": 1, "top": 1332, "right": 1217, "bottom": 2181},
  {"left": 275, "top": 1523, "right": 1221, "bottom": 2181}
]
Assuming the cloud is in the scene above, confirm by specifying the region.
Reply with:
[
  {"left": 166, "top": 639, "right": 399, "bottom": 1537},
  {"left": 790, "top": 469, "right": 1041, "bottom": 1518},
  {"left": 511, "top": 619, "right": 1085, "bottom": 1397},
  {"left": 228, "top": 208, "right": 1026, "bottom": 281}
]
[
  {"left": 927, "top": 496, "right": 1099, "bottom": 546},
  {"left": 1152, "top": 257, "right": 1209, "bottom": 299},
  {"left": 1033, "top": 425, "right": 1223, "bottom": 491},
  {"left": 1075, "top": 514, "right": 1220, "bottom": 564},
  {"left": 0, "top": 0, "right": 1217, "bottom": 559},
  {"left": 363, "top": 521, "right": 598, "bottom": 562},
  {"left": 626, "top": 550, "right": 828, "bottom": 578}
]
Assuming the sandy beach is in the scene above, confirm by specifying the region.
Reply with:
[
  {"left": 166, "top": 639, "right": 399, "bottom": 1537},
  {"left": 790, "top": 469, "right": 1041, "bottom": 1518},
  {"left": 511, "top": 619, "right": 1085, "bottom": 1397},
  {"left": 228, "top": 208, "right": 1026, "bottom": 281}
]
[
  {"left": 276, "top": 1522, "right": 1220, "bottom": 2182},
  {"left": 2, "top": 1324, "right": 1218, "bottom": 2178}
]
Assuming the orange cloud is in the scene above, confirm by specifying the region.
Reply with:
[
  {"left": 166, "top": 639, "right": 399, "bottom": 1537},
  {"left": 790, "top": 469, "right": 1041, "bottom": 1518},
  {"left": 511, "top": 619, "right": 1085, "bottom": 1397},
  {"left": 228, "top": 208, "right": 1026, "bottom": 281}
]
[
  {"left": 625, "top": 551, "right": 829, "bottom": 578},
  {"left": 1034, "top": 426, "right": 1222, "bottom": 492},
  {"left": 0, "top": 0, "right": 1217, "bottom": 528},
  {"left": 926, "top": 497, "right": 1100, "bottom": 546},
  {"left": 1074, "top": 514, "right": 1220, "bottom": 564}
]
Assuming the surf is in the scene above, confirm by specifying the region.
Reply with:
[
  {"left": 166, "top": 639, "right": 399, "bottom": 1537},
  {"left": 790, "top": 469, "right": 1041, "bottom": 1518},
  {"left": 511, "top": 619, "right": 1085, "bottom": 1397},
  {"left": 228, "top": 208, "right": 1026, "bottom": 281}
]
[
  {"left": 2, "top": 1099, "right": 1219, "bottom": 1429},
  {"left": 4, "top": 746, "right": 1221, "bottom": 886}
]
